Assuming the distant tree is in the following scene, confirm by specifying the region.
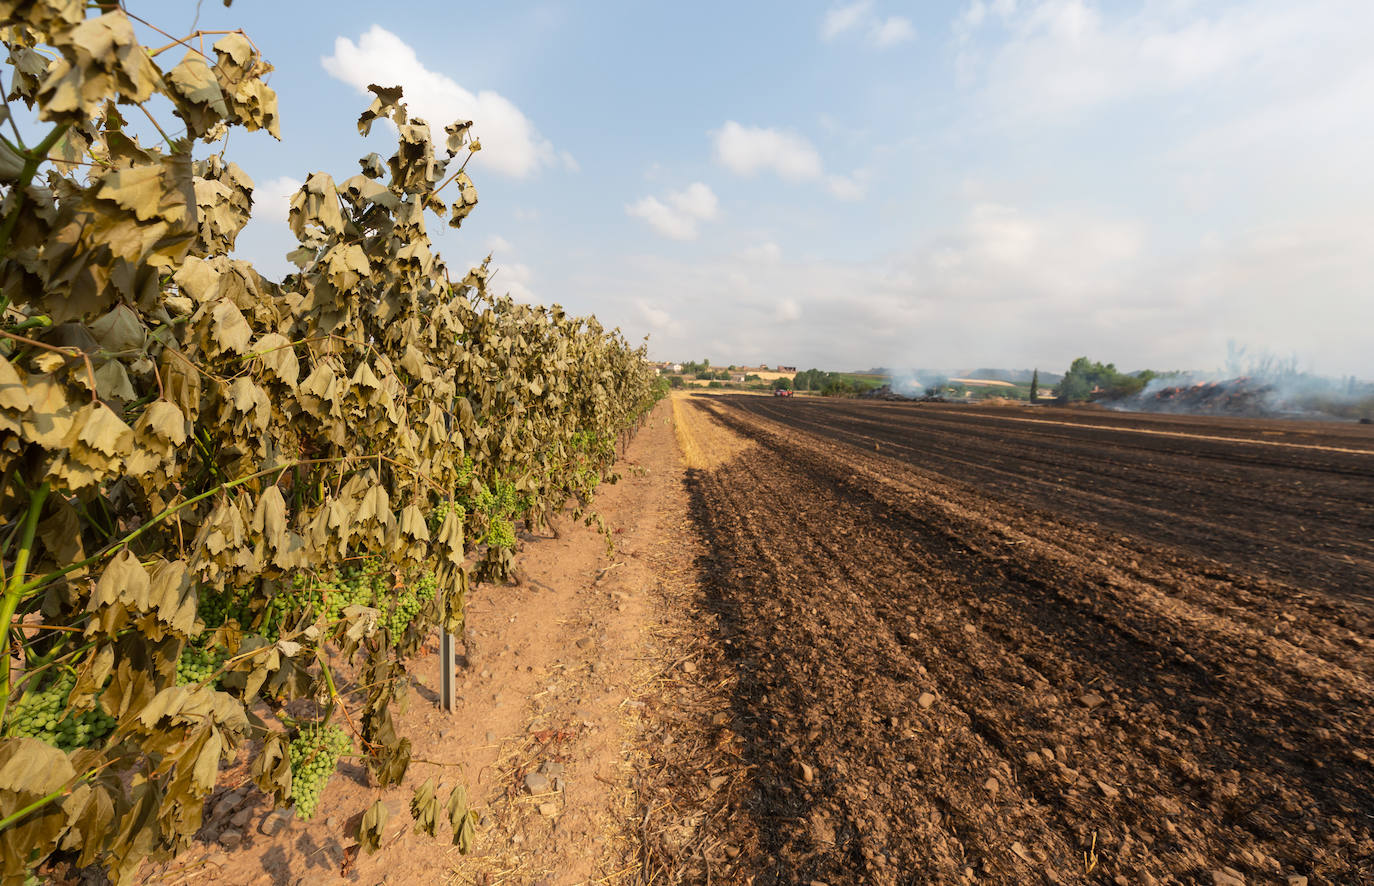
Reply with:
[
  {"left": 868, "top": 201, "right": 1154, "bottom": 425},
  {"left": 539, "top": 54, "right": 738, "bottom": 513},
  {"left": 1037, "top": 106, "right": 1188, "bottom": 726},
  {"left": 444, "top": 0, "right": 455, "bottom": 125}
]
[
  {"left": 821, "top": 376, "right": 852, "bottom": 396},
  {"left": 1058, "top": 357, "right": 1153, "bottom": 402},
  {"left": 772, "top": 376, "right": 793, "bottom": 391},
  {"left": 1030, "top": 369, "right": 1040, "bottom": 403},
  {"left": 666, "top": 375, "right": 685, "bottom": 389},
  {"left": 796, "top": 368, "right": 830, "bottom": 392}
]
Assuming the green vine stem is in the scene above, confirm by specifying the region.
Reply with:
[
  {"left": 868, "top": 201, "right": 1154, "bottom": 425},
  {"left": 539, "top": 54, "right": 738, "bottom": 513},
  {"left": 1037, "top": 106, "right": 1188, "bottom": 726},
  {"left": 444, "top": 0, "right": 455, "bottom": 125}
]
[
  {"left": 0, "top": 757, "right": 115, "bottom": 833},
  {"left": 0, "top": 784, "right": 70, "bottom": 832},
  {"left": 13, "top": 463, "right": 311, "bottom": 601},
  {"left": 0, "top": 124, "right": 69, "bottom": 260},
  {"left": 5, "top": 315, "right": 51, "bottom": 334},
  {"left": 0, "top": 481, "right": 50, "bottom": 728}
]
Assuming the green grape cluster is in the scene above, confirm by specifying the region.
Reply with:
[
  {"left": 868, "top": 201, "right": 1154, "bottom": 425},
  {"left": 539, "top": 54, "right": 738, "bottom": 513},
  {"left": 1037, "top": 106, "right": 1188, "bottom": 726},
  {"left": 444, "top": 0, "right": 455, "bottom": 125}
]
[
  {"left": 382, "top": 570, "right": 437, "bottom": 638},
  {"left": 288, "top": 723, "right": 351, "bottom": 819},
  {"left": 428, "top": 499, "right": 466, "bottom": 534},
  {"left": 473, "top": 478, "right": 524, "bottom": 549},
  {"left": 254, "top": 569, "right": 380, "bottom": 638},
  {"left": 473, "top": 484, "right": 496, "bottom": 516},
  {"left": 176, "top": 644, "right": 229, "bottom": 686},
  {"left": 491, "top": 480, "right": 520, "bottom": 516},
  {"left": 4, "top": 671, "right": 116, "bottom": 751},
  {"left": 197, "top": 587, "right": 234, "bottom": 629},
  {"left": 456, "top": 456, "right": 475, "bottom": 489},
  {"left": 485, "top": 516, "right": 516, "bottom": 549},
  {"left": 197, "top": 586, "right": 265, "bottom": 634},
  {"left": 263, "top": 589, "right": 295, "bottom": 637},
  {"left": 315, "top": 566, "right": 380, "bottom": 622}
]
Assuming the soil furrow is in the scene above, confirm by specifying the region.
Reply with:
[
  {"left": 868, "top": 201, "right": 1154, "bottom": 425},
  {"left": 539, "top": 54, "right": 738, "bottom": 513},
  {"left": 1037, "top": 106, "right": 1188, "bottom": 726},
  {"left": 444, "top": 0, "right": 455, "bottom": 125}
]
[
  {"left": 682, "top": 395, "right": 1374, "bottom": 885},
  {"left": 740, "top": 399, "right": 1374, "bottom": 600}
]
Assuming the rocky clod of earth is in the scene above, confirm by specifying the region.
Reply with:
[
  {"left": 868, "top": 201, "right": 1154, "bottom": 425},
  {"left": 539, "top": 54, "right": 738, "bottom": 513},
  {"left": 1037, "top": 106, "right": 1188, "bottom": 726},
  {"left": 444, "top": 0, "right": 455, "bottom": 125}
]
[
  {"left": 259, "top": 810, "right": 292, "bottom": 837},
  {"left": 1078, "top": 692, "right": 1106, "bottom": 708},
  {"left": 538, "top": 761, "right": 566, "bottom": 791}
]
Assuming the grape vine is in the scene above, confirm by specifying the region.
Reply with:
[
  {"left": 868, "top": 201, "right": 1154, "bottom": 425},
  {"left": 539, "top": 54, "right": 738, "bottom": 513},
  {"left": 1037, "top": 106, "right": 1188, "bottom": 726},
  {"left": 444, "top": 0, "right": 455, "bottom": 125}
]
[{"left": 0, "top": 3, "right": 664, "bottom": 882}]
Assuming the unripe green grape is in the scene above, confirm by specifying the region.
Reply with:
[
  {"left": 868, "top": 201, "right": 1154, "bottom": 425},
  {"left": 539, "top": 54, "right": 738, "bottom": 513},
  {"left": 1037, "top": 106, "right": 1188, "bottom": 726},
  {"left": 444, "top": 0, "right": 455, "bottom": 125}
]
[
  {"left": 4, "top": 670, "right": 115, "bottom": 750},
  {"left": 288, "top": 724, "right": 351, "bottom": 820}
]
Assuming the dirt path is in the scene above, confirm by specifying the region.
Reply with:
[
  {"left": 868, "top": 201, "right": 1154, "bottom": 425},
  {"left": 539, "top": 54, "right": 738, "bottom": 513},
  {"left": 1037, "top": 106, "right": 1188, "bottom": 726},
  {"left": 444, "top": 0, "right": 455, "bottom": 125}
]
[
  {"left": 674, "top": 394, "right": 1374, "bottom": 885},
  {"left": 142, "top": 399, "right": 717, "bottom": 886}
]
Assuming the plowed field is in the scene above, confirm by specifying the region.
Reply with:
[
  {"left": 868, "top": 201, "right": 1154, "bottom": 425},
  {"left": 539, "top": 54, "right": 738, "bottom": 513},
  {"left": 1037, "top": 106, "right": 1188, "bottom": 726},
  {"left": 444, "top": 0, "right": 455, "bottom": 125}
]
[{"left": 677, "top": 395, "right": 1374, "bottom": 885}]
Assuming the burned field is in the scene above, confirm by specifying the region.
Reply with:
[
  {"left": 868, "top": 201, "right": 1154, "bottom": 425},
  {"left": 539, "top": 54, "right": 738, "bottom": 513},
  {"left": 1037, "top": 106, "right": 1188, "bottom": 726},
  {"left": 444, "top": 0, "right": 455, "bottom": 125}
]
[{"left": 679, "top": 395, "right": 1374, "bottom": 885}]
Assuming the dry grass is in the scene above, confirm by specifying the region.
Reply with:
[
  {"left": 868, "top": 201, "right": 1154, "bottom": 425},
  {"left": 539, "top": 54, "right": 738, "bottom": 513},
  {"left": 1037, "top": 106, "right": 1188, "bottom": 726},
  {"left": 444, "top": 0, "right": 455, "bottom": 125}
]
[
  {"left": 671, "top": 393, "right": 756, "bottom": 470},
  {"left": 606, "top": 527, "right": 758, "bottom": 885},
  {"left": 671, "top": 392, "right": 708, "bottom": 470}
]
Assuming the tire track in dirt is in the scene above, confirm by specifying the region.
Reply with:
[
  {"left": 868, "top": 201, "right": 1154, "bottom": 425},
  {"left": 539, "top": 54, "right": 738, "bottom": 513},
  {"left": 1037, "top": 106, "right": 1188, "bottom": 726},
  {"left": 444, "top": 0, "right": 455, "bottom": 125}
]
[{"left": 681, "top": 395, "right": 1374, "bottom": 885}]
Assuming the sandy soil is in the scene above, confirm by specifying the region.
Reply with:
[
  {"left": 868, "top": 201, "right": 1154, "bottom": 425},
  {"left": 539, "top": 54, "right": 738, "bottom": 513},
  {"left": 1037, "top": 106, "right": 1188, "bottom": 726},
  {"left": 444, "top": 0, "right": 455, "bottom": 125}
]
[{"left": 138, "top": 400, "right": 706, "bottom": 886}]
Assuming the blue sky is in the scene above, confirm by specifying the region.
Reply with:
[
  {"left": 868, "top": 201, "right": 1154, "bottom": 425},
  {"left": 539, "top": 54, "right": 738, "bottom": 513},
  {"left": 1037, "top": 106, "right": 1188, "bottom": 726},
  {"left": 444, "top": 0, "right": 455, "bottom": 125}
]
[{"left": 134, "top": 0, "right": 1373, "bottom": 375}]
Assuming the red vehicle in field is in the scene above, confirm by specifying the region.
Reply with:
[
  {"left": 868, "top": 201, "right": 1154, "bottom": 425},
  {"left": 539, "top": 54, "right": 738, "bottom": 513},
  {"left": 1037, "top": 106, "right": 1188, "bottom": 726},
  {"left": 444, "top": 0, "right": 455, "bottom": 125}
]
[{"left": 773, "top": 388, "right": 793, "bottom": 397}]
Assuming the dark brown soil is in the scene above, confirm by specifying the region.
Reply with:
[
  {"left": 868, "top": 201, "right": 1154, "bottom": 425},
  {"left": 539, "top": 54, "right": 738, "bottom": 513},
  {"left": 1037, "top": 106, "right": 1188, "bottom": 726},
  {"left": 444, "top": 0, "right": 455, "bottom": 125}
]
[
  {"left": 738, "top": 398, "right": 1374, "bottom": 603},
  {"left": 681, "top": 395, "right": 1374, "bottom": 885}
]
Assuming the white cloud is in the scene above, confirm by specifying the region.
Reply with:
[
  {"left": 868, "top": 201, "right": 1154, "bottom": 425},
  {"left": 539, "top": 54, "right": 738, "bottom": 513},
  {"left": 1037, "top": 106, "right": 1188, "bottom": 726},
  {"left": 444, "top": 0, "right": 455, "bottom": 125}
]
[
  {"left": 822, "top": 2, "right": 873, "bottom": 40},
  {"left": 229, "top": 175, "right": 302, "bottom": 281},
  {"left": 604, "top": 199, "right": 1374, "bottom": 378},
  {"left": 823, "top": 2, "right": 915, "bottom": 48},
  {"left": 960, "top": 1, "right": 988, "bottom": 31},
  {"left": 254, "top": 176, "right": 302, "bottom": 223},
  {"left": 740, "top": 241, "right": 782, "bottom": 263},
  {"left": 826, "top": 170, "right": 869, "bottom": 201},
  {"left": 872, "top": 17, "right": 916, "bottom": 47},
  {"left": 713, "top": 123, "right": 870, "bottom": 201},
  {"left": 624, "top": 197, "right": 684, "bottom": 238},
  {"left": 713, "top": 122, "right": 823, "bottom": 181},
  {"left": 322, "top": 26, "right": 557, "bottom": 178},
  {"left": 636, "top": 300, "right": 676, "bottom": 332},
  {"left": 626, "top": 182, "right": 720, "bottom": 240},
  {"left": 484, "top": 234, "right": 513, "bottom": 254},
  {"left": 957, "top": 1, "right": 1362, "bottom": 122},
  {"left": 579, "top": 201, "right": 1255, "bottom": 374},
  {"left": 489, "top": 261, "right": 536, "bottom": 302},
  {"left": 670, "top": 182, "right": 720, "bottom": 219}
]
